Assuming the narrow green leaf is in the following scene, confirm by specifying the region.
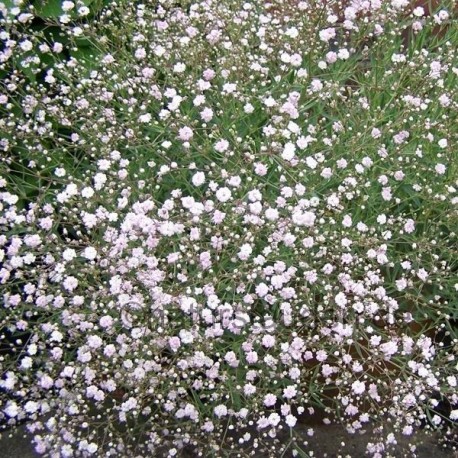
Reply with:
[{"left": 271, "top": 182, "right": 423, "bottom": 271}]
[{"left": 33, "top": 0, "right": 63, "bottom": 18}]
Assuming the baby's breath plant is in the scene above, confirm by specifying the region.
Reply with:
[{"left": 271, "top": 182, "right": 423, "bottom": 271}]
[{"left": 0, "top": 0, "right": 457, "bottom": 456}]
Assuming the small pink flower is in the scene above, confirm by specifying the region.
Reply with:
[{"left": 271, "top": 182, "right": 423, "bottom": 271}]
[
  {"left": 169, "top": 336, "right": 181, "bottom": 352},
  {"left": 264, "top": 393, "right": 277, "bottom": 407},
  {"left": 404, "top": 219, "right": 415, "bottom": 233},
  {"left": 285, "top": 415, "right": 297, "bottom": 427},
  {"left": 283, "top": 385, "right": 297, "bottom": 399},
  {"left": 213, "top": 405, "right": 228, "bottom": 418},
  {"left": 262, "top": 334, "right": 276, "bottom": 348},
  {"left": 214, "top": 139, "right": 229, "bottom": 153},
  {"left": 215, "top": 187, "right": 232, "bottom": 203},
  {"left": 319, "top": 27, "right": 336, "bottom": 42},
  {"left": 435, "top": 163, "right": 446, "bottom": 175},
  {"left": 351, "top": 380, "right": 365, "bottom": 395},
  {"left": 178, "top": 126, "right": 193, "bottom": 141}
]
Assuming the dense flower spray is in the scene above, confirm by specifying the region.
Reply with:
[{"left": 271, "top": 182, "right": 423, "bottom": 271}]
[{"left": 0, "top": 0, "right": 457, "bottom": 456}]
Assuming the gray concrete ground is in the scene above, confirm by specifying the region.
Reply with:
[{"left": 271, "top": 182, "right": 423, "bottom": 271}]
[
  {"left": 0, "top": 425, "right": 37, "bottom": 458},
  {"left": 0, "top": 422, "right": 456, "bottom": 457}
]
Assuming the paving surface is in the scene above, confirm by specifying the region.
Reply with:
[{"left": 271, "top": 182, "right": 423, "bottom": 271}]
[
  {"left": 0, "top": 425, "right": 37, "bottom": 458},
  {"left": 0, "top": 422, "right": 457, "bottom": 457}
]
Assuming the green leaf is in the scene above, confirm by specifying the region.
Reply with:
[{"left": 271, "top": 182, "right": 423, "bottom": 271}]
[
  {"left": 33, "top": 0, "right": 94, "bottom": 18},
  {"left": 0, "top": 0, "right": 18, "bottom": 18},
  {"left": 74, "top": 36, "right": 97, "bottom": 48},
  {"left": 89, "top": 0, "right": 112, "bottom": 13},
  {"left": 30, "top": 24, "right": 71, "bottom": 46},
  {"left": 14, "top": 52, "right": 38, "bottom": 83},
  {"left": 33, "top": 0, "right": 63, "bottom": 18},
  {"left": 70, "top": 45, "right": 103, "bottom": 74},
  {"left": 0, "top": 0, "right": 14, "bottom": 7}
]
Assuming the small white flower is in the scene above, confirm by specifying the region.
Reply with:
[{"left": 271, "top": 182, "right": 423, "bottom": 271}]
[
  {"left": 178, "top": 126, "right": 193, "bottom": 141},
  {"left": 215, "top": 187, "right": 232, "bottom": 203},
  {"left": 380, "top": 341, "right": 398, "bottom": 357},
  {"left": 403, "top": 219, "right": 415, "bottom": 234},
  {"left": 256, "top": 283, "right": 269, "bottom": 297},
  {"left": 285, "top": 414, "right": 297, "bottom": 427},
  {"left": 173, "top": 62, "right": 186, "bottom": 73},
  {"left": 139, "top": 113, "right": 151, "bottom": 123},
  {"left": 179, "top": 329, "right": 194, "bottom": 344},
  {"left": 254, "top": 163, "right": 268, "bottom": 176},
  {"left": 264, "top": 96, "right": 277, "bottom": 107},
  {"left": 281, "top": 142, "right": 296, "bottom": 161},
  {"left": 238, "top": 243, "right": 253, "bottom": 261},
  {"left": 214, "top": 405, "right": 228, "bottom": 418},
  {"left": 396, "top": 278, "right": 408, "bottom": 291},
  {"left": 62, "top": 248, "right": 77, "bottom": 261},
  {"left": 214, "top": 139, "right": 229, "bottom": 153},
  {"left": 24, "top": 401, "right": 39, "bottom": 413},
  {"left": 335, "top": 292, "right": 347, "bottom": 307},
  {"left": 63, "top": 276, "right": 78, "bottom": 292},
  {"left": 310, "top": 79, "right": 323, "bottom": 92},
  {"left": 438, "top": 138, "right": 448, "bottom": 148},
  {"left": 20, "top": 40, "right": 33, "bottom": 52},
  {"left": 283, "top": 385, "right": 297, "bottom": 399},
  {"left": 244, "top": 103, "right": 254, "bottom": 113},
  {"left": 192, "top": 171, "right": 206, "bottom": 186},
  {"left": 86, "top": 443, "right": 98, "bottom": 454},
  {"left": 78, "top": 6, "right": 90, "bottom": 16},
  {"left": 351, "top": 380, "right": 365, "bottom": 395},
  {"left": 20, "top": 356, "right": 33, "bottom": 370},
  {"left": 135, "top": 47, "right": 146, "bottom": 59},
  {"left": 264, "top": 394, "right": 277, "bottom": 407},
  {"left": 87, "top": 335, "right": 103, "bottom": 349},
  {"left": 268, "top": 412, "right": 281, "bottom": 427},
  {"left": 82, "top": 247, "right": 97, "bottom": 260},
  {"left": 338, "top": 48, "right": 349, "bottom": 60},
  {"left": 200, "top": 107, "right": 213, "bottom": 122},
  {"left": 292, "top": 211, "right": 315, "bottom": 227},
  {"left": 62, "top": 1, "right": 75, "bottom": 11},
  {"left": 81, "top": 187, "right": 94, "bottom": 198},
  {"left": 319, "top": 27, "right": 336, "bottom": 42},
  {"left": 435, "top": 163, "right": 446, "bottom": 175},
  {"left": 4, "top": 402, "right": 19, "bottom": 417}
]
